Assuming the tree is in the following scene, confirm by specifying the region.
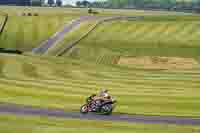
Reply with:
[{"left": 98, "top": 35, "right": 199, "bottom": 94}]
[
  {"left": 134, "top": 0, "right": 145, "bottom": 8},
  {"left": 17, "top": 0, "right": 31, "bottom": 6},
  {"left": 31, "top": 0, "right": 43, "bottom": 6},
  {"left": 197, "top": 0, "right": 200, "bottom": 7},
  {"left": 82, "top": 0, "right": 91, "bottom": 7},
  {"left": 56, "top": 0, "right": 62, "bottom": 6},
  {"left": 190, "top": 0, "right": 200, "bottom": 12},
  {"left": 106, "top": 0, "right": 195, "bottom": 10},
  {"left": 160, "top": 0, "right": 173, "bottom": 9},
  {"left": 107, "top": 0, "right": 120, "bottom": 8},
  {"left": 75, "top": 0, "right": 90, "bottom": 7},
  {"left": 48, "top": 0, "right": 55, "bottom": 6},
  {"left": 76, "top": 1, "right": 82, "bottom": 7},
  {"left": 128, "top": 0, "right": 136, "bottom": 8}
]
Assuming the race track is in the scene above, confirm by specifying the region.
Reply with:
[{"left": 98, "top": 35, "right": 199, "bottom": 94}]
[
  {"left": 32, "top": 16, "right": 93, "bottom": 54},
  {"left": 32, "top": 16, "right": 143, "bottom": 55},
  {"left": 0, "top": 104, "right": 200, "bottom": 126}
]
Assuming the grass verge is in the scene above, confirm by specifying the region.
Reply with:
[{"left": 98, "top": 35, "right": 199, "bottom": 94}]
[{"left": 0, "top": 113, "right": 200, "bottom": 133}]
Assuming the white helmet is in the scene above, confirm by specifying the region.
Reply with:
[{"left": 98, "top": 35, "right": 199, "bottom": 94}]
[{"left": 101, "top": 88, "right": 108, "bottom": 93}]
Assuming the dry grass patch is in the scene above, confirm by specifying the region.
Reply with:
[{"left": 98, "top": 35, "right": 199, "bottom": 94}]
[{"left": 118, "top": 56, "right": 199, "bottom": 70}]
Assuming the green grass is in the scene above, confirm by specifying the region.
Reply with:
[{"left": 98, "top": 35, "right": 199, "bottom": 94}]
[
  {"left": 1, "top": 6, "right": 200, "bottom": 124},
  {"left": 0, "top": 6, "right": 88, "bottom": 16},
  {"left": 0, "top": 15, "right": 75, "bottom": 51},
  {"left": 0, "top": 58, "right": 4, "bottom": 76},
  {"left": 0, "top": 114, "right": 200, "bottom": 133},
  {"left": 0, "top": 15, "right": 4, "bottom": 25},
  {"left": 64, "top": 16, "right": 200, "bottom": 64},
  {"left": 0, "top": 7, "right": 91, "bottom": 52},
  {"left": 0, "top": 53, "right": 200, "bottom": 117},
  {"left": 0, "top": 6, "right": 197, "bottom": 52}
]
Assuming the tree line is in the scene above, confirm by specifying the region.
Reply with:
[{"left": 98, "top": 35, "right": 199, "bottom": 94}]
[
  {"left": 47, "top": 0, "right": 63, "bottom": 6},
  {"left": 76, "top": 0, "right": 200, "bottom": 11}
]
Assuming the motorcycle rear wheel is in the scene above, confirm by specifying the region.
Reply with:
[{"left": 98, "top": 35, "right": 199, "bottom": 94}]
[{"left": 100, "top": 104, "right": 113, "bottom": 115}]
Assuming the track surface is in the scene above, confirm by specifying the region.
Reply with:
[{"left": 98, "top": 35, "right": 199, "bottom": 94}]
[
  {"left": 32, "top": 16, "right": 143, "bottom": 55},
  {"left": 32, "top": 16, "right": 93, "bottom": 54},
  {"left": 56, "top": 16, "right": 144, "bottom": 56},
  {"left": 0, "top": 104, "right": 200, "bottom": 126}
]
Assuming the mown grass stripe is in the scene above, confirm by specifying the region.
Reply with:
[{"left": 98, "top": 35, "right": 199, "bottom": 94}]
[
  {"left": 0, "top": 58, "right": 5, "bottom": 76},
  {"left": 0, "top": 77, "right": 200, "bottom": 97},
  {"left": 22, "top": 62, "right": 39, "bottom": 78}
]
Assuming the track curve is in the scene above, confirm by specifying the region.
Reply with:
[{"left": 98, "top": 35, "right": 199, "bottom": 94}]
[
  {"left": 0, "top": 104, "right": 200, "bottom": 126},
  {"left": 56, "top": 16, "right": 144, "bottom": 56},
  {"left": 32, "top": 16, "right": 94, "bottom": 54}
]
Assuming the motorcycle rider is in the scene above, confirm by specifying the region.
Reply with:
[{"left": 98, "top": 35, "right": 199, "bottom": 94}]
[
  {"left": 91, "top": 89, "right": 111, "bottom": 111},
  {"left": 93, "top": 89, "right": 111, "bottom": 101},
  {"left": 99, "top": 89, "right": 110, "bottom": 98}
]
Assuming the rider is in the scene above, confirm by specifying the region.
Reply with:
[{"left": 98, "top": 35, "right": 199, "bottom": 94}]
[
  {"left": 98, "top": 89, "right": 111, "bottom": 100},
  {"left": 91, "top": 89, "right": 111, "bottom": 111}
]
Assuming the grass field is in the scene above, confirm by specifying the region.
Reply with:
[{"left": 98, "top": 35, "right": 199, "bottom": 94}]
[
  {"left": 0, "top": 9, "right": 200, "bottom": 117},
  {"left": 0, "top": 6, "right": 195, "bottom": 51},
  {"left": 1, "top": 6, "right": 200, "bottom": 131},
  {"left": 1, "top": 6, "right": 190, "bottom": 16},
  {"left": 0, "top": 53, "right": 200, "bottom": 117},
  {"left": 0, "top": 6, "right": 84, "bottom": 51},
  {"left": 1, "top": 114, "right": 200, "bottom": 133},
  {"left": 63, "top": 16, "right": 200, "bottom": 64},
  {"left": 0, "top": 15, "right": 4, "bottom": 24},
  {"left": 0, "top": 6, "right": 89, "bottom": 16},
  {"left": 0, "top": 15, "right": 76, "bottom": 51}
]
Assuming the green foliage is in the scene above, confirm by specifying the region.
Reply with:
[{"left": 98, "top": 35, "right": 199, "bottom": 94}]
[
  {"left": 56, "top": 0, "right": 63, "bottom": 6},
  {"left": 31, "top": 0, "right": 43, "bottom": 6},
  {"left": 107, "top": 0, "right": 195, "bottom": 9},
  {"left": 48, "top": 0, "right": 55, "bottom": 6}
]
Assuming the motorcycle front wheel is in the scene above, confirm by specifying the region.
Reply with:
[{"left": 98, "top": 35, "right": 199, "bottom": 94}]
[{"left": 80, "top": 104, "right": 89, "bottom": 114}]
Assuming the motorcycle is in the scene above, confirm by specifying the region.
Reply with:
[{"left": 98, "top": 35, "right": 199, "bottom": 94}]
[{"left": 80, "top": 94, "right": 117, "bottom": 115}]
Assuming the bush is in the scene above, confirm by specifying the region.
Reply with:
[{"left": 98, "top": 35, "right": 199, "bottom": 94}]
[
  {"left": 88, "top": 8, "right": 99, "bottom": 15},
  {"left": 22, "top": 13, "right": 26, "bottom": 16},
  {"left": 33, "top": 13, "right": 39, "bottom": 16},
  {"left": 27, "top": 12, "right": 32, "bottom": 16},
  {"left": 92, "top": 11, "right": 99, "bottom": 14},
  {"left": 88, "top": 8, "right": 93, "bottom": 14}
]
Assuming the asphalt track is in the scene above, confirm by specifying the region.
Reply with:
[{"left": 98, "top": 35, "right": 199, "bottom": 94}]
[
  {"left": 32, "top": 16, "right": 93, "bottom": 54},
  {"left": 56, "top": 16, "right": 144, "bottom": 56},
  {"left": 0, "top": 104, "right": 200, "bottom": 126},
  {"left": 32, "top": 15, "right": 143, "bottom": 55}
]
